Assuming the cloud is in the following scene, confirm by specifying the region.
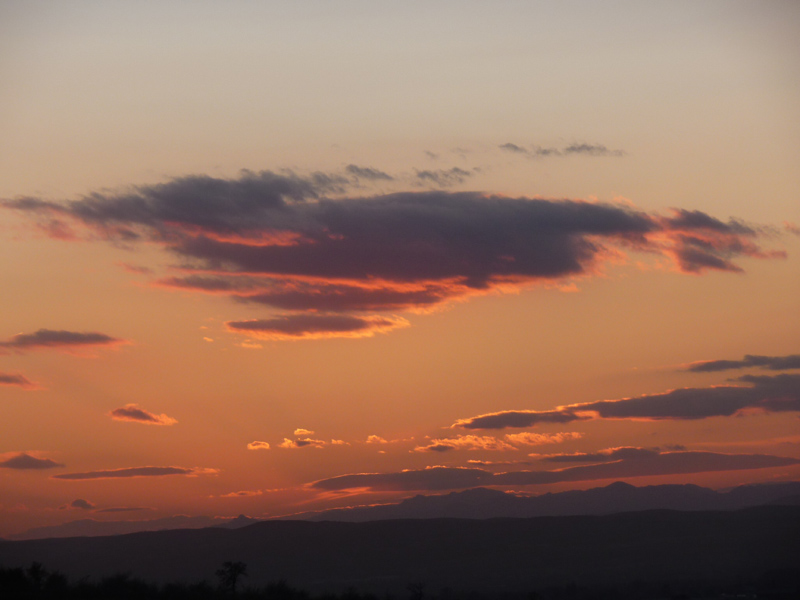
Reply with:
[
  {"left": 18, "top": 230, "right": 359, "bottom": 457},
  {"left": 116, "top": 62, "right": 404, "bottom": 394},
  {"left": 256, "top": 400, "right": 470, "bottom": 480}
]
[
  {"left": 246, "top": 441, "right": 270, "bottom": 450},
  {"left": 278, "top": 438, "right": 326, "bottom": 449},
  {"left": 0, "top": 329, "right": 126, "bottom": 353},
  {"left": 311, "top": 451, "right": 800, "bottom": 492},
  {"left": 499, "top": 143, "right": 528, "bottom": 154},
  {"left": 345, "top": 165, "right": 393, "bottom": 181},
  {"left": 413, "top": 435, "right": 516, "bottom": 453},
  {"left": 366, "top": 435, "right": 388, "bottom": 444},
  {"left": 4, "top": 173, "right": 784, "bottom": 340},
  {"left": 226, "top": 314, "right": 409, "bottom": 341},
  {"left": 0, "top": 452, "right": 64, "bottom": 470},
  {"left": 70, "top": 498, "right": 96, "bottom": 510},
  {"left": 331, "top": 439, "right": 349, "bottom": 445},
  {"left": 0, "top": 371, "right": 39, "bottom": 389},
  {"left": 108, "top": 404, "right": 177, "bottom": 426},
  {"left": 685, "top": 353, "right": 800, "bottom": 373},
  {"left": 563, "top": 143, "right": 624, "bottom": 157},
  {"left": 414, "top": 168, "right": 473, "bottom": 187},
  {"left": 504, "top": 432, "right": 583, "bottom": 446},
  {"left": 294, "top": 428, "right": 315, "bottom": 436},
  {"left": 535, "top": 446, "right": 661, "bottom": 463},
  {"left": 218, "top": 490, "right": 263, "bottom": 498},
  {"left": 95, "top": 507, "right": 151, "bottom": 513},
  {"left": 52, "top": 466, "right": 218, "bottom": 480},
  {"left": 454, "top": 373, "right": 800, "bottom": 429}
]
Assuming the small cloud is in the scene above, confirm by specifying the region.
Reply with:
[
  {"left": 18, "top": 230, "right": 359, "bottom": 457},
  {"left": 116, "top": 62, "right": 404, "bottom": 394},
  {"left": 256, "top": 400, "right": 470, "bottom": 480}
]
[
  {"left": 0, "top": 452, "right": 64, "bottom": 470},
  {"left": 52, "top": 466, "right": 218, "bottom": 480},
  {"left": 226, "top": 314, "right": 409, "bottom": 341},
  {"left": 218, "top": 490, "right": 263, "bottom": 498},
  {"left": 95, "top": 506, "right": 151, "bottom": 513},
  {"left": 278, "top": 438, "right": 326, "bottom": 449},
  {"left": 499, "top": 143, "right": 528, "bottom": 154},
  {"left": 70, "top": 498, "right": 95, "bottom": 510},
  {"left": 294, "top": 428, "right": 315, "bottom": 436},
  {"left": 415, "top": 167, "right": 473, "bottom": 187},
  {"left": 685, "top": 354, "right": 800, "bottom": 373},
  {"left": 0, "top": 371, "right": 39, "bottom": 389},
  {"left": 366, "top": 435, "right": 388, "bottom": 444},
  {"left": 563, "top": 143, "right": 624, "bottom": 157},
  {"left": 413, "top": 435, "right": 516, "bottom": 453},
  {"left": 108, "top": 404, "right": 177, "bottom": 426},
  {"left": 117, "top": 262, "right": 153, "bottom": 275},
  {"left": 345, "top": 165, "right": 394, "bottom": 181},
  {"left": 331, "top": 439, "right": 349, "bottom": 445},
  {"left": 505, "top": 432, "right": 583, "bottom": 446},
  {"left": 247, "top": 441, "right": 270, "bottom": 450},
  {"left": 0, "top": 329, "right": 127, "bottom": 353}
]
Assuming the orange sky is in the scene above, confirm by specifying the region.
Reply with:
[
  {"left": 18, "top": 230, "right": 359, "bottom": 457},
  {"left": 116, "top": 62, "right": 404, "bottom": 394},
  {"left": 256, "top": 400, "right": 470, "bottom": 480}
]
[{"left": 1, "top": 1, "right": 799, "bottom": 537}]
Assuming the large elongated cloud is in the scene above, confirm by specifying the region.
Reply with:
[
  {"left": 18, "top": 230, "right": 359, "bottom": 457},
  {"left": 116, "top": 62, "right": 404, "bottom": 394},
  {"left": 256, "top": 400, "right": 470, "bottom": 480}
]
[
  {"left": 454, "top": 373, "right": 800, "bottom": 429},
  {"left": 4, "top": 171, "right": 784, "bottom": 339},
  {"left": 52, "top": 466, "right": 218, "bottom": 480},
  {"left": 311, "top": 451, "right": 800, "bottom": 492},
  {"left": 0, "top": 329, "right": 126, "bottom": 353}
]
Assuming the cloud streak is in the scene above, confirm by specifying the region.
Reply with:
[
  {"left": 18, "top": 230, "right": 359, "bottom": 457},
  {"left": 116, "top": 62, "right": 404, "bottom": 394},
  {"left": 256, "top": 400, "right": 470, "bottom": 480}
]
[
  {"left": 454, "top": 373, "right": 800, "bottom": 429},
  {"left": 0, "top": 371, "right": 38, "bottom": 389},
  {"left": 108, "top": 404, "right": 177, "bottom": 426},
  {"left": 0, "top": 329, "right": 126, "bottom": 353},
  {"left": 226, "top": 314, "right": 408, "bottom": 341},
  {"left": 311, "top": 451, "right": 800, "bottom": 492},
  {"left": 685, "top": 353, "right": 800, "bottom": 373},
  {"left": 52, "top": 466, "right": 218, "bottom": 480}
]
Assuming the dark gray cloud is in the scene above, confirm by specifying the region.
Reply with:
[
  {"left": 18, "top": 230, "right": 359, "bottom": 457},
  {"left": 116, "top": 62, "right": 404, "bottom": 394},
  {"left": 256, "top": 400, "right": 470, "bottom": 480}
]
[
  {"left": 311, "top": 451, "right": 800, "bottom": 492},
  {"left": 226, "top": 314, "right": 407, "bottom": 340},
  {"left": 415, "top": 168, "right": 472, "bottom": 187},
  {"left": 686, "top": 354, "right": 800, "bottom": 373},
  {"left": 0, "top": 452, "right": 64, "bottom": 470},
  {"left": 70, "top": 498, "right": 96, "bottom": 510},
  {"left": 278, "top": 437, "right": 326, "bottom": 449},
  {"left": 345, "top": 165, "right": 393, "bottom": 181},
  {"left": 0, "top": 329, "right": 125, "bottom": 352},
  {"left": 0, "top": 371, "right": 38, "bottom": 388},
  {"left": 454, "top": 373, "right": 800, "bottom": 429},
  {"left": 52, "top": 466, "right": 217, "bottom": 480},
  {"left": 563, "top": 143, "right": 624, "bottom": 157},
  {"left": 108, "top": 404, "right": 177, "bottom": 426}
]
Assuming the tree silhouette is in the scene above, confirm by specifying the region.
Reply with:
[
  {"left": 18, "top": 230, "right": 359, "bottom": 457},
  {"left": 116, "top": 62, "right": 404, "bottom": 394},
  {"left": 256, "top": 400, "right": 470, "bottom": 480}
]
[{"left": 216, "top": 561, "right": 248, "bottom": 597}]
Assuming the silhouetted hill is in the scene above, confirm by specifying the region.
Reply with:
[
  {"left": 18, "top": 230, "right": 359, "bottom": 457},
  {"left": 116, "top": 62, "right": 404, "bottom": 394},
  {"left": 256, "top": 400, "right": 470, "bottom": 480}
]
[
  {"left": 1, "top": 506, "right": 798, "bottom": 595},
  {"left": 288, "top": 480, "right": 800, "bottom": 521},
  {"left": 10, "top": 514, "right": 259, "bottom": 541}
]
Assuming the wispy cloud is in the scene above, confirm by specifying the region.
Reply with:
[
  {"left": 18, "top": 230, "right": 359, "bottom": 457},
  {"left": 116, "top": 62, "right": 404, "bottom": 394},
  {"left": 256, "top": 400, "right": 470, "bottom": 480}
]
[
  {"left": 0, "top": 452, "right": 64, "bottom": 470},
  {"left": 294, "top": 428, "right": 315, "bottom": 436},
  {"left": 505, "top": 432, "right": 583, "bottom": 446},
  {"left": 454, "top": 373, "right": 800, "bottom": 429},
  {"left": 69, "top": 499, "right": 96, "bottom": 510},
  {"left": 246, "top": 441, "right": 270, "bottom": 450},
  {"left": 345, "top": 164, "right": 393, "bottom": 181},
  {"left": 413, "top": 435, "right": 516, "bottom": 453},
  {"left": 685, "top": 353, "right": 800, "bottom": 373},
  {"left": 218, "top": 490, "right": 263, "bottom": 498},
  {"left": 0, "top": 371, "right": 39, "bottom": 389},
  {"left": 311, "top": 451, "right": 800, "bottom": 492},
  {"left": 52, "top": 466, "right": 218, "bottom": 480},
  {"left": 108, "top": 404, "right": 177, "bottom": 426},
  {"left": 226, "top": 314, "right": 409, "bottom": 341}
]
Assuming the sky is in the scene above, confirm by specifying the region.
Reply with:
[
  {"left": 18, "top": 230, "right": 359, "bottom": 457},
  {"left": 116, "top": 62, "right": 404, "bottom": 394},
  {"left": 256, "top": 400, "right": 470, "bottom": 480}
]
[{"left": 1, "top": 1, "right": 799, "bottom": 537}]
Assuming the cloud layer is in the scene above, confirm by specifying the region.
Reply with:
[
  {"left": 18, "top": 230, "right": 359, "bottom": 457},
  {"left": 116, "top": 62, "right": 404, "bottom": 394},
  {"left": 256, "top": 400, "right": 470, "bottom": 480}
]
[
  {"left": 454, "top": 373, "right": 800, "bottom": 429},
  {"left": 311, "top": 451, "right": 800, "bottom": 492},
  {"left": 686, "top": 353, "right": 800, "bottom": 373}
]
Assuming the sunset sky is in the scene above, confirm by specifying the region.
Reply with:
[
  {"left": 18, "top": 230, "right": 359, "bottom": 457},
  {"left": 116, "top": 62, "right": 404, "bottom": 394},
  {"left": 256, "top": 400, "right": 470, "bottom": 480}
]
[{"left": 1, "top": 1, "right": 799, "bottom": 537}]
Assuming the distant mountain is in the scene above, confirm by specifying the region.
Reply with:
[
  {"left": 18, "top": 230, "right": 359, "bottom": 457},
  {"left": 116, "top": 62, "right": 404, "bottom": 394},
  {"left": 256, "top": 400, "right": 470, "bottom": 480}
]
[
  {"left": 1, "top": 507, "right": 798, "bottom": 595},
  {"left": 10, "top": 514, "right": 260, "bottom": 541},
  {"left": 286, "top": 480, "right": 800, "bottom": 521}
]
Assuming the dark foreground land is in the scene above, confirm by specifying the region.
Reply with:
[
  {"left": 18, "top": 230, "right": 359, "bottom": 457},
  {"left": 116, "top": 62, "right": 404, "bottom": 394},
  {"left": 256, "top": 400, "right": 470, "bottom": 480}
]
[{"left": 1, "top": 506, "right": 799, "bottom": 599}]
